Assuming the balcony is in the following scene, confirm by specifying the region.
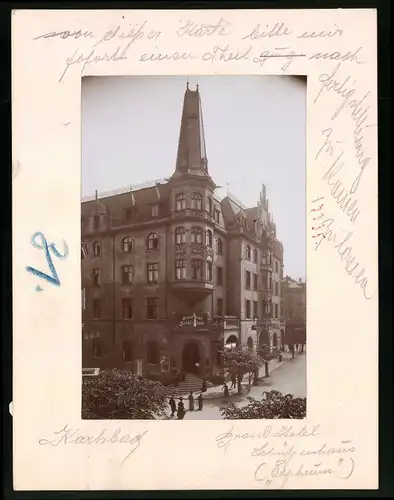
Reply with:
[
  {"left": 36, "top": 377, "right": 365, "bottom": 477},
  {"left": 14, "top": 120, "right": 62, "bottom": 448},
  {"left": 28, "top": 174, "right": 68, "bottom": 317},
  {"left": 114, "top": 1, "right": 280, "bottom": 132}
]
[
  {"left": 172, "top": 208, "right": 214, "bottom": 222},
  {"left": 170, "top": 279, "right": 214, "bottom": 304},
  {"left": 174, "top": 243, "right": 213, "bottom": 259}
]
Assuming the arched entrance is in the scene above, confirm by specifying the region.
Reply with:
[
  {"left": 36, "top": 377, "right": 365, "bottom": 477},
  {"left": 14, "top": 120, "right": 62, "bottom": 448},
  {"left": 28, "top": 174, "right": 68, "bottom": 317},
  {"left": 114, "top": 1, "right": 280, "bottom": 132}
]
[
  {"left": 225, "top": 335, "right": 238, "bottom": 348},
  {"left": 182, "top": 342, "right": 201, "bottom": 373},
  {"left": 259, "top": 330, "right": 269, "bottom": 348},
  {"left": 247, "top": 337, "right": 253, "bottom": 351}
]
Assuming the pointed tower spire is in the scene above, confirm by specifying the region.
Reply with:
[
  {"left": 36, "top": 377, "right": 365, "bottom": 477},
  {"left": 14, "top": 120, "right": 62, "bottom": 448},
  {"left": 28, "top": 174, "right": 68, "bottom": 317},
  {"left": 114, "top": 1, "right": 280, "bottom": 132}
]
[{"left": 173, "top": 83, "right": 209, "bottom": 178}]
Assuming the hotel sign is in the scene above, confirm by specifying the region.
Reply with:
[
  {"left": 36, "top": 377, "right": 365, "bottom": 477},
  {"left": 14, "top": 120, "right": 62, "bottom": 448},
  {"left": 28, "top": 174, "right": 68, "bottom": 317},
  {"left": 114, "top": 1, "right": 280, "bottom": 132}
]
[{"left": 179, "top": 313, "right": 205, "bottom": 327}]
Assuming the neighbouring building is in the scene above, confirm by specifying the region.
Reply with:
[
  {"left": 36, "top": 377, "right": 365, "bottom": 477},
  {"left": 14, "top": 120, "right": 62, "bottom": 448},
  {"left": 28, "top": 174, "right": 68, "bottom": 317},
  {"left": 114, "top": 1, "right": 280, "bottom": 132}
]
[
  {"left": 282, "top": 277, "right": 306, "bottom": 346},
  {"left": 81, "top": 83, "right": 284, "bottom": 383}
]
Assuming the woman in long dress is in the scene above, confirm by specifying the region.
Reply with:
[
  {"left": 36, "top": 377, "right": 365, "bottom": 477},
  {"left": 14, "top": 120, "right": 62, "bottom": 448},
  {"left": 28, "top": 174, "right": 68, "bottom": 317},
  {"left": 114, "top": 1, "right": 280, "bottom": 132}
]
[{"left": 188, "top": 391, "right": 195, "bottom": 411}]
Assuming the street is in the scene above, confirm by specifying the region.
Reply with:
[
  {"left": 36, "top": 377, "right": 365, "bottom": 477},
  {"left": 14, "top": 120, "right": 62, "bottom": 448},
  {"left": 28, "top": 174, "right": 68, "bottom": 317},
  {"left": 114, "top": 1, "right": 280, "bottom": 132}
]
[{"left": 178, "top": 353, "right": 306, "bottom": 420}]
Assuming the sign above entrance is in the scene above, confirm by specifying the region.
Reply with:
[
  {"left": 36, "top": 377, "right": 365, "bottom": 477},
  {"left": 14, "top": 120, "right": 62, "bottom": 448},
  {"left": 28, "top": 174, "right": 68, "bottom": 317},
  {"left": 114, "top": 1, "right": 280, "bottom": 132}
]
[{"left": 178, "top": 312, "right": 205, "bottom": 327}]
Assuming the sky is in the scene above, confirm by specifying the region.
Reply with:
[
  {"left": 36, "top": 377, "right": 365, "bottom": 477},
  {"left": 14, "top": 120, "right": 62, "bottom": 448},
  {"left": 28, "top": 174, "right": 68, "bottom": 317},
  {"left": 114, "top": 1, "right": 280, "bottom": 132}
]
[{"left": 82, "top": 76, "right": 306, "bottom": 280}]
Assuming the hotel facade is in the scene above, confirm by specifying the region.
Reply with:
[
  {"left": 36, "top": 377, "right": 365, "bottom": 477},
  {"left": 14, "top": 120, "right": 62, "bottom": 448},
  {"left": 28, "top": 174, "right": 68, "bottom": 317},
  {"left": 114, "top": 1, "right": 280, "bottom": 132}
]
[{"left": 81, "top": 84, "right": 285, "bottom": 382}]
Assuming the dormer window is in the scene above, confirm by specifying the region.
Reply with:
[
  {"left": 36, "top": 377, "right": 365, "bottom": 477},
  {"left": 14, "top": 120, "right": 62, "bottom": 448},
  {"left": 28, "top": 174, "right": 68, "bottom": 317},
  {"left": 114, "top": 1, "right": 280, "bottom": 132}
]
[
  {"left": 150, "top": 204, "right": 159, "bottom": 218},
  {"left": 124, "top": 207, "right": 136, "bottom": 222},
  {"left": 175, "top": 193, "right": 186, "bottom": 212},
  {"left": 93, "top": 215, "right": 100, "bottom": 230},
  {"left": 191, "top": 192, "right": 203, "bottom": 210}
]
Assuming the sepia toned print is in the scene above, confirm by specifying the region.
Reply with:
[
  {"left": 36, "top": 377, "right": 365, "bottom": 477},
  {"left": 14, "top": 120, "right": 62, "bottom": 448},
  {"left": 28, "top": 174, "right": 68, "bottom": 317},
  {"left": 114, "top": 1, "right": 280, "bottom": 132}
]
[{"left": 81, "top": 77, "right": 306, "bottom": 420}]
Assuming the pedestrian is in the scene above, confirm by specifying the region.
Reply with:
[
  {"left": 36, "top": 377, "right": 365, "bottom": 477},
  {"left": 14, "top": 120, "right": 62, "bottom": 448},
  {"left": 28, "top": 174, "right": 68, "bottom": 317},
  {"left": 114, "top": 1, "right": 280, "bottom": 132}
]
[
  {"left": 177, "top": 397, "right": 185, "bottom": 419},
  {"left": 230, "top": 374, "right": 236, "bottom": 389},
  {"left": 169, "top": 396, "right": 176, "bottom": 417},
  {"left": 222, "top": 382, "right": 229, "bottom": 397},
  {"left": 197, "top": 393, "right": 203, "bottom": 411},
  {"left": 188, "top": 391, "right": 195, "bottom": 411},
  {"left": 201, "top": 379, "right": 207, "bottom": 393}
]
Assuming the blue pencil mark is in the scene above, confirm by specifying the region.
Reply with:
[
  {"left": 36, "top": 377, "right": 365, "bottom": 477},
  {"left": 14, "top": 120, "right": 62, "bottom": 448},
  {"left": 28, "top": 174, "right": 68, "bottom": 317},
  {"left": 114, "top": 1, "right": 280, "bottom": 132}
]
[{"left": 26, "top": 232, "right": 69, "bottom": 289}]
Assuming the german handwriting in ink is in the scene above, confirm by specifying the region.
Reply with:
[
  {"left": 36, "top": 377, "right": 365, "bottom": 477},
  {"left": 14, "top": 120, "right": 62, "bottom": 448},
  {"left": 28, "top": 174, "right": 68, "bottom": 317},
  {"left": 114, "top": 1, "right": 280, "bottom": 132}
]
[
  {"left": 26, "top": 232, "right": 69, "bottom": 290},
  {"left": 310, "top": 198, "right": 326, "bottom": 240}
]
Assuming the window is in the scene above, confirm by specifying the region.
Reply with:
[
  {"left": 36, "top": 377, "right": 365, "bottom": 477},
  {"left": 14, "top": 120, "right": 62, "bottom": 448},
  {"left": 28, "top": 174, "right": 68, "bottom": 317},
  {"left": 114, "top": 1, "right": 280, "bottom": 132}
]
[
  {"left": 147, "top": 263, "right": 159, "bottom": 283},
  {"left": 175, "top": 227, "right": 186, "bottom": 244},
  {"left": 92, "top": 268, "right": 101, "bottom": 287},
  {"left": 275, "top": 261, "right": 279, "bottom": 273},
  {"left": 124, "top": 207, "right": 136, "bottom": 222},
  {"left": 268, "top": 276, "right": 272, "bottom": 291},
  {"left": 253, "top": 300, "right": 258, "bottom": 318},
  {"left": 245, "top": 300, "right": 251, "bottom": 319},
  {"left": 92, "top": 338, "right": 102, "bottom": 358},
  {"left": 245, "top": 245, "right": 251, "bottom": 261},
  {"left": 207, "top": 197, "right": 213, "bottom": 214},
  {"left": 93, "top": 215, "right": 100, "bottom": 230},
  {"left": 146, "top": 297, "right": 159, "bottom": 319},
  {"left": 253, "top": 249, "right": 258, "bottom": 263},
  {"left": 150, "top": 204, "right": 159, "bottom": 218},
  {"left": 216, "top": 266, "right": 223, "bottom": 285},
  {"left": 275, "top": 282, "right": 279, "bottom": 295},
  {"left": 245, "top": 270, "right": 251, "bottom": 290},
  {"left": 269, "top": 253, "right": 272, "bottom": 266},
  {"left": 147, "top": 233, "right": 159, "bottom": 250},
  {"left": 122, "top": 340, "right": 133, "bottom": 362},
  {"left": 191, "top": 259, "right": 203, "bottom": 279},
  {"left": 253, "top": 273, "right": 258, "bottom": 291},
  {"left": 206, "top": 229, "right": 213, "bottom": 247},
  {"left": 191, "top": 226, "right": 203, "bottom": 244},
  {"left": 122, "top": 237, "right": 133, "bottom": 253},
  {"left": 92, "top": 299, "right": 101, "bottom": 319},
  {"left": 206, "top": 261, "right": 213, "bottom": 281},
  {"left": 275, "top": 304, "right": 279, "bottom": 319},
  {"left": 175, "top": 192, "right": 186, "bottom": 211},
  {"left": 217, "top": 237, "right": 223, "bottom": 254},
  {"left": 92, "top": 241, "right": 101, "bottom": 257},
  {"left": 191, "top": 192, "right": 203, "bottom": 210},
  {"left": 147, "top": 341, "right": 160, "bottom": 364},
  {"left": 280, "top": 305, "right": 283, "bottom": 317},
  {"left": 122, "top": 298, "right": 133, "bottom": 319},
  {"left": 121, "top": 265, "right": 133, "bottom": 285},
  {"left": 214, "top": 209, "right": 220, "bottom": 223},
  {"left": 217, "top": 298, "right": 223, "bottom": 316},
  {"left": 175, "top": 259, "right": 186, "bottom": 280}
]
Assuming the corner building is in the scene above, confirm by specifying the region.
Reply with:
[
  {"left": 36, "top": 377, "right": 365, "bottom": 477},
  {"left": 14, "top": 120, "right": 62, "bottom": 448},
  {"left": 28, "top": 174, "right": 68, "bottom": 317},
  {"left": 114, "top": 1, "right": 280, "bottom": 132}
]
[{"left": 81, "top": 84, "right": 284, "bottom": 382}]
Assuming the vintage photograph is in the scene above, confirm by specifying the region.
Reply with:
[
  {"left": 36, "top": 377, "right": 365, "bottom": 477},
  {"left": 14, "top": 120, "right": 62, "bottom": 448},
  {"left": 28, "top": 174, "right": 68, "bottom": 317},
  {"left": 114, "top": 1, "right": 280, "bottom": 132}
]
[{"left": 81, "top": 76, "right": 306, "bottom": 420}]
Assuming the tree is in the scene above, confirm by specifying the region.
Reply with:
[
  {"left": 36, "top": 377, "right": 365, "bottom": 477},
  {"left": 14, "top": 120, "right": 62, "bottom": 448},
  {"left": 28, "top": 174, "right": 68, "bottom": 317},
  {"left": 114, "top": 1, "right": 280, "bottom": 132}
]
[
  {"left": 220, "top": 390, "right": 306, "bottom": 419},
  {"left": 258, "top": 344, "right": 280, "bottom": 376},
  {"left": 223, "top": 346, "right": 262, "bottom": 394},
  {"left": 82, "top": 369, "right": 173, "bottom": 420}
]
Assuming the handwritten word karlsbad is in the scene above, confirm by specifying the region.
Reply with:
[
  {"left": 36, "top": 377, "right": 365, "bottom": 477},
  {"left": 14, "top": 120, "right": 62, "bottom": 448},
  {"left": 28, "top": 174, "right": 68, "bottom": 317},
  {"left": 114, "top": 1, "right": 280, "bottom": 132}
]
[{"left": 39, "top": 424, "right": 148, "bottom": 467}]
